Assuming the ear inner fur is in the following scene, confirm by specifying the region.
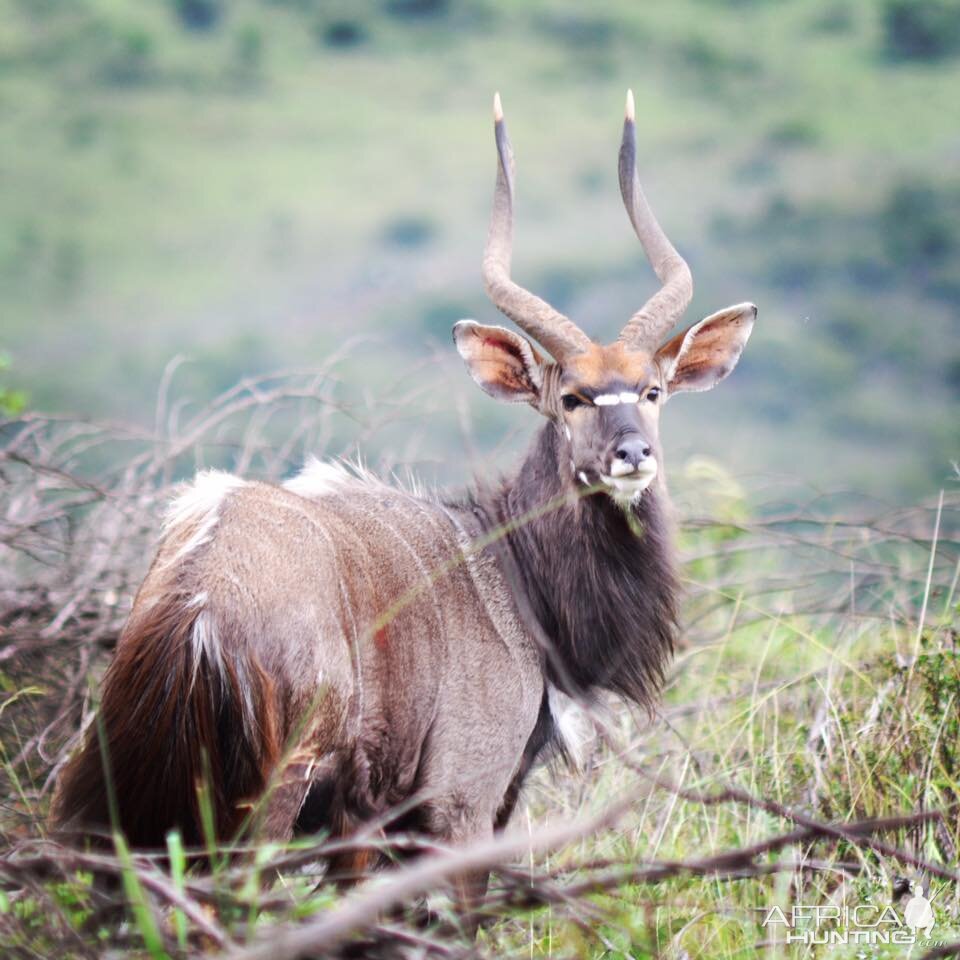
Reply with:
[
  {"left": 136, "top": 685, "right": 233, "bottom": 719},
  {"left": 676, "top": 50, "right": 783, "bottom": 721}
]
[
  {"left": 657, "top": 303, "right": 756, "bottom": 395},
  {"left": 453, "top": 320, "right": 544, "bottom": 403}
]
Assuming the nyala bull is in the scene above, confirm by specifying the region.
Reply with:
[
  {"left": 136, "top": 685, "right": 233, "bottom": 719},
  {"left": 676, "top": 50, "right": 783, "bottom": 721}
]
[{"left": 54, "top": 92, "right": 755, "bottom": 903}]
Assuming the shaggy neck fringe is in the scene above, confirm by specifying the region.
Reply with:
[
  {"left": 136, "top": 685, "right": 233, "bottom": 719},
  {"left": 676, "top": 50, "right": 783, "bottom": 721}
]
[{"left": 476, "top": 424, "right": 678, "bottom": 711}]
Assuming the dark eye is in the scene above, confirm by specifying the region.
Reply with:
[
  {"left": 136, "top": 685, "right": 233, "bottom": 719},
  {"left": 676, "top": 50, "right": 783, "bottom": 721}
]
[
  {"left": 562, "top": 394, "right": 584, "bottom": 411},
  {"left": 646, "top": 387, "right": 660, "bottom": 403}
]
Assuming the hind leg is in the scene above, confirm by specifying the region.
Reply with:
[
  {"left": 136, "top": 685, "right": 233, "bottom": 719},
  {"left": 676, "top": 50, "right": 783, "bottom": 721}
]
[
  {"left": 275, "top": 755, "right": 379, "bottom": 889},
  {"left": 255, "top": 744, "right": 346, "bottom": 842},
  {"left": 255, "top": 758, "right": 317, "bottom": 842},
  {"left": 325, "top": 845, "right": 379, "bottom": 888}
]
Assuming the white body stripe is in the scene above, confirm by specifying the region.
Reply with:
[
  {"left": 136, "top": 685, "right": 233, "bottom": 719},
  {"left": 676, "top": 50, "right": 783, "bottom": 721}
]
[{"left": 164, "top": 470, "right": 247, "bottom": 562}]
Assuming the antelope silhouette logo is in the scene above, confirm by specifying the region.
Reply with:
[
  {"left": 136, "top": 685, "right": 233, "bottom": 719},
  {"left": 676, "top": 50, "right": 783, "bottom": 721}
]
[{"left": 904, "top": 881, "right": 935, "bottom": 939}]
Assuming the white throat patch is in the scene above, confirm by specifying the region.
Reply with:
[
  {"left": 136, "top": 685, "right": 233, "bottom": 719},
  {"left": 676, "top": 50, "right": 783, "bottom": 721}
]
[{"left": 600, "top": 458, "right": 658, "bottom": 504}]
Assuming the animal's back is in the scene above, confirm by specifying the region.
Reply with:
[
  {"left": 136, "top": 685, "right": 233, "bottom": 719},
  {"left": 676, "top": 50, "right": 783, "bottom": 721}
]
[{"left": 52, "top": 462, "right": 542, "bottom": 848}]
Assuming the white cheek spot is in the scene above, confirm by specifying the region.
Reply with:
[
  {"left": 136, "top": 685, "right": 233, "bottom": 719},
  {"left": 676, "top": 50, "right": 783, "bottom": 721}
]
[
  {"left": 564, "top": 425, "right": 571, "bottom": 441},
  {"left": 619, "top": 391, "right": 640, "bottom": 404},
  {"left": 578, "top": 471, "right": 590, "bottom": 486}
]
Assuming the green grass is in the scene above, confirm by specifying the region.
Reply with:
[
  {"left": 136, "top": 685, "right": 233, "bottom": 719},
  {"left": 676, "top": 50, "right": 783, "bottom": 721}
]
[
  {"left": 480, "top": 522, "right": 960, "bottom": 957},
  {"left": 1, "top": 437, "right": 956, "bottom": 955}
]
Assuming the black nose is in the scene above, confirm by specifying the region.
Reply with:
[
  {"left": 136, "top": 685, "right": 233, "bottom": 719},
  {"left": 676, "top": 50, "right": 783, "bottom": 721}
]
[{"left": 615, "top": 437, "right": 652, "bottom": 468}]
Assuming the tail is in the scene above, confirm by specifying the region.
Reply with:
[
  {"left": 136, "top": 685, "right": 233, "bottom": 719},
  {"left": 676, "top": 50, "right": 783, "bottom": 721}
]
[{"left": 51, "top": 586, "right": 281, "bottom": 848}]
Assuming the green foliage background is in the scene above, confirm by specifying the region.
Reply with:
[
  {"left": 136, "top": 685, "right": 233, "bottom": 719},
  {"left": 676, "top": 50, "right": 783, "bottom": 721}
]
[{"left": 1, "top": 0, "right": 957, "bottom": 498}]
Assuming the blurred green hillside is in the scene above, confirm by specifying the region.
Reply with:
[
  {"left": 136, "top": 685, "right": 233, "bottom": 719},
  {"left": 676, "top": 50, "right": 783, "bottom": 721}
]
[{"left": 1, "top": 0, "right": 958, "bottom": 498}]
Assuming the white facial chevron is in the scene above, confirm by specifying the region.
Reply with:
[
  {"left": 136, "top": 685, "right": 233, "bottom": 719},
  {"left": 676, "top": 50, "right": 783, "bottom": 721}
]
[{"left": 593, "top": 392, "right": 641, "bottom": 406}]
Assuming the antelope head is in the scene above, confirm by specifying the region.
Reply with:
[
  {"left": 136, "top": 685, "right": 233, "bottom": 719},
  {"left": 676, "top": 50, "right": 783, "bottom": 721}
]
[{"left": 454, "top": 92, "right": 756, "bottom": 504}]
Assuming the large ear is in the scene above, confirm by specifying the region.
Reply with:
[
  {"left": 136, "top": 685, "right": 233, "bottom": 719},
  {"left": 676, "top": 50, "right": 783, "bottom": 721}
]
[
  {"left": 655, "top": 302, "right": 756, "bottom": 396},
  {"left": 452, "top": 320, "right": 545, "bottom": 404}
]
